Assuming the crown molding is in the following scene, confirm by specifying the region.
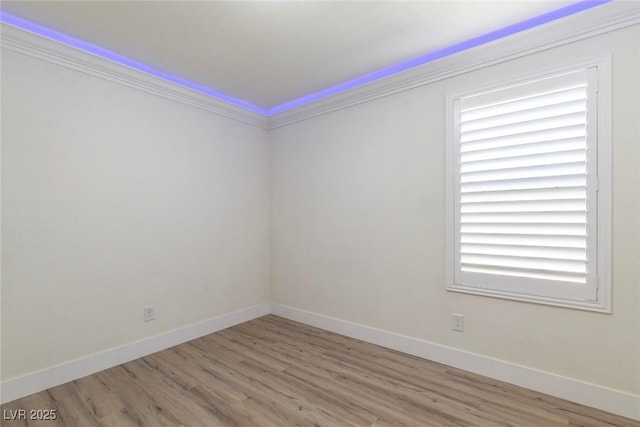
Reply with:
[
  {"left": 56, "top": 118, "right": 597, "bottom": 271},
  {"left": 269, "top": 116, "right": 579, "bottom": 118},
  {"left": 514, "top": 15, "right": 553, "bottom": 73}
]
[
  {"left": 267, "top": 2, "right": 640, "bottom": 129},
  {"left": 1, "top": 2, "right": 638, "bottom": 131},
  {"left": 0, "top": 25, "right": 269, "bottom": 129}
]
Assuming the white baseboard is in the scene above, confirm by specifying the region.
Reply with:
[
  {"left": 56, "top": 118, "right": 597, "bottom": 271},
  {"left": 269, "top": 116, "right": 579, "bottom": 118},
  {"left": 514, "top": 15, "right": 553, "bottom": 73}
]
[
  {"left": 270, "top": 303, "right": 640, "bottom": 421},
  {"left": 0, "top": 303, "right": 270, "bottom": 404},
  {"left": 3, "top": 302, "right": 638, "bottom": 421}
]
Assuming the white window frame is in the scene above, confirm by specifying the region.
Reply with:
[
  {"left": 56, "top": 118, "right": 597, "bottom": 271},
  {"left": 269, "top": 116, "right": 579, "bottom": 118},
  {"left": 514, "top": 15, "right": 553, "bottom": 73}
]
[{"left": 445, "top": 58, "right": 611, "bottom": 312}]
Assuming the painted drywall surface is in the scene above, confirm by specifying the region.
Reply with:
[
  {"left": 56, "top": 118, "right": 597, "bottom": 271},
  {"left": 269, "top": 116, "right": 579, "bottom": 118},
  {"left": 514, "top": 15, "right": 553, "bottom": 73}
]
[
  {"left": 270, "top": 26, "right": 640, "bottom": 394},
  {"left": 1, "top": 51, "right": 270, "bottom": 380}
]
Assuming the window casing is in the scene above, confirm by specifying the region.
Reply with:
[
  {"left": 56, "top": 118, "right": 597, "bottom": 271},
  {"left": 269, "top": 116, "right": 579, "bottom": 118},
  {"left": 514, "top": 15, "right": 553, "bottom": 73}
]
[{"left": 446, "top": 62, "right": 611, "bottom": 312}]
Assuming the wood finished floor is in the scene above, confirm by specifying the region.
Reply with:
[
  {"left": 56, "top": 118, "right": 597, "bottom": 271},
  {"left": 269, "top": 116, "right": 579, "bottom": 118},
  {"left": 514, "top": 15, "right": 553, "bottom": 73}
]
[{"left": 2, "top": 315, "right": 638, "bottom": 427}]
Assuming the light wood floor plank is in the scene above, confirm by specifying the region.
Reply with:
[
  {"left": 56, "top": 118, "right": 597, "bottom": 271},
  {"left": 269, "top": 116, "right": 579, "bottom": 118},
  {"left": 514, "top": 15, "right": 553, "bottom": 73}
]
[{"left": 2, "top": 315, "right": 638, "bottom": 427}]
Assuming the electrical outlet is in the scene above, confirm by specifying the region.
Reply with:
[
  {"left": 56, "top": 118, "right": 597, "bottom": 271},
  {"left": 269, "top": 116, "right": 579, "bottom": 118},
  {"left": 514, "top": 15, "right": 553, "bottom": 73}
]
[
  {"left": 144, "top": 305, "right": 155, "bottom": 322},
  {"left": 452, "top": 313, "right": 464, "bottom": 332}
]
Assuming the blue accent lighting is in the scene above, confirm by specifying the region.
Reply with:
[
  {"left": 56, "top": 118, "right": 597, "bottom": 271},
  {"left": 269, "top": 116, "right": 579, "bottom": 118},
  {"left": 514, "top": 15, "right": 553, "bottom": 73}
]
[
  {"left": 266, "top": 0, "right": 612, "bottom": 115},
  {"left": 0, "top": 11, "right": 268, "bottom": 115},
  {"left": 0, "top": 1, "right": 612, "bottom": 117}
]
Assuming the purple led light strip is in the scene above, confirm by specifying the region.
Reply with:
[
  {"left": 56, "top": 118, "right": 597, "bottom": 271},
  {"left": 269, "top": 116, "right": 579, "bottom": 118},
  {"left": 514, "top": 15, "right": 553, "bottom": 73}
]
[
  {"left": 0, "top": 0, "right": 612, "bottom": 117},
  {"left": 267, "top": 0, "right": 612, "bottom": 115},
  {"left": 0, "top": 11, "right": 268, "bottom": 115}
]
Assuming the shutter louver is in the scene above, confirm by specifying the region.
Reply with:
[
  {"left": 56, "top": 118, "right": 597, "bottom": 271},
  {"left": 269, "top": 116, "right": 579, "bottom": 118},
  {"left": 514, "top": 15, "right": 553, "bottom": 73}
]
[{"left": 457, "top": 70, "right": 589, "bottom": 286}]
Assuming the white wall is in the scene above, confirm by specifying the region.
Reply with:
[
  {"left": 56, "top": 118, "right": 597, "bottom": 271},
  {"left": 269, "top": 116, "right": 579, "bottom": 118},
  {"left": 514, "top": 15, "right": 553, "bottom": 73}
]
[
  {"left": 270, "top": 25, "right": 640, "bottom": 395},
  {"left": 1, "top": 16, "right": 638, "bottom": 414},
  {"left": 1, "top": 50, "right": 270, "bottom": 380}
]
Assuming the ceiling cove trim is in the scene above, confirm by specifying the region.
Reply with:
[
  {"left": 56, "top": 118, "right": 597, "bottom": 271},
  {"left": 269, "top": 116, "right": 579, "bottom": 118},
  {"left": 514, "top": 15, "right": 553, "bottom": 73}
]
[
  {"left": 0, "top": 24, "right": 269, "bottom": 129},
  {"left": 1, "top": 1, "right": 637, "bottom": 130},
  {"left": 266, "top": 0, "right": 612, "bottom": 116},
  {"left": 1, "top": 1, "right": 613, "bottom": 122},
  {"left": 268, "top": 1, "right": 639, "bottom": 128},
  {"left": 0, "top": 11, "right": 267, "bottom": 116}
]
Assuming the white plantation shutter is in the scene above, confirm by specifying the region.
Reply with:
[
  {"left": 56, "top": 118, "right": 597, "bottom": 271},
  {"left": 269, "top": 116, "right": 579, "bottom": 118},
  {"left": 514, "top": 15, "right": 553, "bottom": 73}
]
[{"left": 449, "top": 68, "right": 602, "bottom": 305}]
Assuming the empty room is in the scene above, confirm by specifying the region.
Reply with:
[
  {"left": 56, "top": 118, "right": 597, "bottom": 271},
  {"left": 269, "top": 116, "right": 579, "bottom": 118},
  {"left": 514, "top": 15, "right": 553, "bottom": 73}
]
[{"left": 1, "top": 0, "right": 639, "bottom": 425}]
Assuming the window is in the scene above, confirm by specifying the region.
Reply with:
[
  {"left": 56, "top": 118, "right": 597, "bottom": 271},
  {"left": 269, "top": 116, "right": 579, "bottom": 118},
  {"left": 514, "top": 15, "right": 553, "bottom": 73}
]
[{"left": 446, "top": 63, "right": 611, "bottom": 312}]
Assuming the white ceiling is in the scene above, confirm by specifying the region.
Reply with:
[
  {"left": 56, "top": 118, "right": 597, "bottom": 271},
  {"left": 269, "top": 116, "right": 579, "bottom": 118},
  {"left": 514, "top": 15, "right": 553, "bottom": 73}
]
[{"left": 2, "top": 1, "right": 576, "bottom": 109}]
